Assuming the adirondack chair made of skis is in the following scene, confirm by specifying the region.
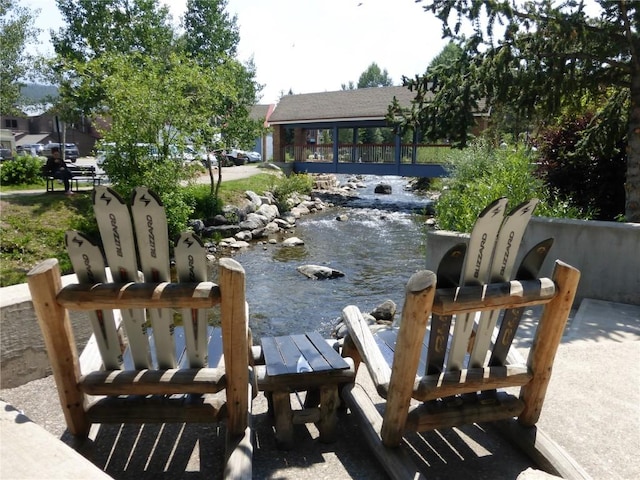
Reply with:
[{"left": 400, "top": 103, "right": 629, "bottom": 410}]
[
  {"left": 27, "top": 257, "right": 254, "bottom": 480},
  {"left": 340, "top": 259, "right": 586, "bottom": 479}
]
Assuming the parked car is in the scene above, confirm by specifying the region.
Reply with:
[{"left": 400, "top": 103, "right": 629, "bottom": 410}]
[
  {"left": 226, "top": 148, "right": 248, "bottom": 166},
  {"left": 41, "top": 142, "right": 80, "bottom": 163},
  {"left": 245, "top": 151, "right": 262, "bottom": 163},
  {"left": 16, "top": 144, "right": 44, "bottom": 156},
  {"left": 0, "top": 147, "right": 13, "bottom": 161}
]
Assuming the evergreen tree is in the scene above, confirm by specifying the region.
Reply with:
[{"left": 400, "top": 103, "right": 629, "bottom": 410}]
[{"left": 391, "top": 0, "right": 639, "bottom": 222}]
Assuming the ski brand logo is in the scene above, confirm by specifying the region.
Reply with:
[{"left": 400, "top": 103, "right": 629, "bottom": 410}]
[
  {"left": 72, "top": 236, "right": 84, "bottom": 247},
  {"left": 491, "top": 206, "right": 502, "bottom": 217},
  {"left": 140, "top": 194, "right": 152, "bottom": 207},
  {"left": 499, "top": 231, "right": 516, "bottom": 277},
  {"left": 109, "top": 213, "right": 123, "bottom": 257},
  {"left": 187, "top": 254, "right": 197, "bottom": 281},
  {"left": 82, "top": 253, "right": 96, "bottom": 283},
  {"left": 100, "top": 192, "right": 112, "bottom": 205},
  {"left": 183, "top": 236, "right": 194, "bottom": 248},
  {"left": 146, "top": 214, "right": 156, "bottom": 258},
  {"left": 473, "top": 233, "right": 489, "bottom": 279}
]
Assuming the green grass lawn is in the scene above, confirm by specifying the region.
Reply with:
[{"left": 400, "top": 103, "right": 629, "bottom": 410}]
[{"left": 0, "top": 173, "right": 279, "bottom": 287}]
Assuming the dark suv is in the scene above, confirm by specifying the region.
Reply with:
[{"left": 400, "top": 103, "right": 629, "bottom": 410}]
[{"left": 41, "top": 143, "right": 80, "bottom": 163}]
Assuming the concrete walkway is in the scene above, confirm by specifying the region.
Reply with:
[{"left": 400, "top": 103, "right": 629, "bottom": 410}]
[{"left": 1, "top": 299, "right": 638, "bottom": 479}]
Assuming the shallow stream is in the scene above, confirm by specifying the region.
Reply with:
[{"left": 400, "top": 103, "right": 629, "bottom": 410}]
[{"left": 234, "top": 175, "right": 434, "bottom": 340}]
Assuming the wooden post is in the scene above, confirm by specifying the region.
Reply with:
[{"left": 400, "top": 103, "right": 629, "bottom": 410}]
[
  {"left": 381, "top": 270, "right": 437, "bottom": 447},
  {"left": 219, "top": 258, "right": 249, "bottom": 436},
  {"left": 27, "top": 259, "right": 89, "bottom": 436},
  {"left": 519, "top": 261, "right": 580, "bottom": 426}
]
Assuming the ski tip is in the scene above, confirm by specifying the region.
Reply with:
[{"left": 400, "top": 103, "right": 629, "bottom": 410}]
[
  {"left": 479, "top": 197, "right": 508, "bottom": 218},
  {"left": 93, "top": 185, "right": 127, "bottom": 206},
  {"left": 176, "top": 231, "right": 205, "bottom": 249},
  {"left": 131, "top": 186, "right": 163, "bottom": 206},
  {"left": 516, "top": 237, "right": 554, "bottom": 280},
  {"left": 508, "top": 198, "right": 539, "bottom": 216}
]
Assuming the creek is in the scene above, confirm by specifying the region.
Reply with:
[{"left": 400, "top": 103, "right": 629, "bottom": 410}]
[{"left": 233, "top": 175, "right": 434, "bottom": 340}]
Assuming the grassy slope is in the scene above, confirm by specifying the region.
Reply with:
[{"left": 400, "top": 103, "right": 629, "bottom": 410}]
[{"left": 0, "top": 174, "right": 278, "bottom": 287}]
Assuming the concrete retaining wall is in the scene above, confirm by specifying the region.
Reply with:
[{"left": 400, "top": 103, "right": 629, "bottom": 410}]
[
  {"left": 1, "top": 274, "right": 94, "bottom": 389},
  {"left": 426, "top": 217, "right": 640, "bottom": 306}
]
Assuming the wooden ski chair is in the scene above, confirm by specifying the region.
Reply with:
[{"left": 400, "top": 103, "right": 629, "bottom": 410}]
[
  {"left": 27, "top": 257, "right": 253, "bottom": 480},
  {"left": 340, "top": 260, "right": 586, "bottom": 479}
]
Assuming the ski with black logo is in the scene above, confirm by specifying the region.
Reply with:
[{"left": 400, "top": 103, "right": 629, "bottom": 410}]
[
  {"left": 174, "top": 231, "right": 209, "bottom": 367},
  {"left": 489, "top": 237, "right": 554, "bottom": 367},
  {"left": 468, "top": 198, "right": 539, "bottom": 368},
  {"left": 65, "top": 230, "right": 123, "bottom": 369},
  {"left": 130, "top": 186, "right": 176, "bottom": 369},
  {"left": 426, "top": 242, "right": 466, "bottom": 374},
  {"left": 446, "top": 197, "right": 509, "bottom": 371},
  {"left": 93, "top": 185, "right": 151, "bottom": 369}
]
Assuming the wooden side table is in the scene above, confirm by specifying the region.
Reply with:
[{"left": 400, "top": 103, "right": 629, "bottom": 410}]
[{"left": 255, "top": 331, "right": 355, "bottom": 449}]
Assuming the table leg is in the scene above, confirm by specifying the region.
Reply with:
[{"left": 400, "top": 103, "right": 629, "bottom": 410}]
[
  {"left": 317, "top": 384, "right": 339, "bottom": 443},
  {"left": 272, "top": 390, "right": 294, "bottom": 449}
]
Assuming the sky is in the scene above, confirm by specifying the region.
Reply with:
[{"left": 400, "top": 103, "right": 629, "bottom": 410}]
[{"left": 22, "top": 0, "right": 448, "bottom": 104}]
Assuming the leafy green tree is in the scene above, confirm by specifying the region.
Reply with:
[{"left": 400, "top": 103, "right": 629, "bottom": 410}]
[
  {"left": 392, "top": 0, "right": 639, "bottom": 222},
  {"left": 52, "top": 0, "right": 174, "bottom": 62},
  {"left": 357, "top": 62, "right": 394, "bottom": 88},
  {"left": 0, "top": 0, "right": 39, "bottom": 115},
  {"left": 182, "top": 0, "right": 239, "bottom": 65}
]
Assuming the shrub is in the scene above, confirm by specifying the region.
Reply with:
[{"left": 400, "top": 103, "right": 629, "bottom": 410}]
[
  {"left": 535, "top": 113, "right": 626, "bottom": 220},
  {"left": 435, "top": 140, "right": 591, "bottom": 233},
  {"left": 268, "top": 173, "right": 313, "bottom": 212},
  {"left": 0, "top": 156, "right": 45, "bottom": 185}
]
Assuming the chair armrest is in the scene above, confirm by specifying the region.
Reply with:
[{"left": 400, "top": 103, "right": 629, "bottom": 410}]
[{"left": 341, "top": 305, "right": 392, "bottom": 396}]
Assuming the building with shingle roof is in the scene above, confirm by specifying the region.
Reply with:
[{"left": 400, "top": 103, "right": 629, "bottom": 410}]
[{"left": 268, "top": 86, "right": 489, "bottom": 175}]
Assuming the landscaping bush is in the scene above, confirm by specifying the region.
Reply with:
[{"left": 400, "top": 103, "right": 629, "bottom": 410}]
[
  {"left": 269, "top": 173, "right": 313, "bottom": 209},
  {"left": 535, "top": 113, "right": 626, "bottom": 221},
  {"left": 0, "top": 156, "right": 45, "bottom": 185},
  {"left": 435, "top": 140, "right": 591, "bottom": 233}
]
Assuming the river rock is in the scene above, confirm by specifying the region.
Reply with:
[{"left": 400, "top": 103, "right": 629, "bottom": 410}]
[
  {"left": 235, "top": 231, "right": 252, "bottom": 242},
  {"left": 370, "top": 299, "right": 397, "bottom": 322},
  {"left": 257, "top": 203, "right": 279, "bottom": 222},
  {"left": 245, "top": 190, "right": 262, "bottom": 209},
  {"left": 239, "top": 212, "right": 266, "bottom": 230},
  {"left": 297, "top": 264, "right": 345, "bottom": 280},
  {"left": 282, "top": 237, "right": 304, "bottom": 246},
  {"left": 374, "top": 183, "right": 392, "bottom": 194},
  {"left": 336, "top": 214, "right": 349, "bottom": 221}
]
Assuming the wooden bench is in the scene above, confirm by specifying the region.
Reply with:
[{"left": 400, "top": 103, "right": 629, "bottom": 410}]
[{"left": 42, "top": 164, "right": 103, "bottom": 192}]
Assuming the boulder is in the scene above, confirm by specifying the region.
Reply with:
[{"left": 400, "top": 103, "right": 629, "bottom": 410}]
[
  {"left": 374, "top": 183, "right": 392, "bottom": 194},
  {"left": 282, "top": 237, "right": 304, "bottom": 247},
  {"left": 370, "top": 299, "right": 397, "bottom": 322},
  {"left": 297, "top": 264, "right": 345, "bottom": 280}
]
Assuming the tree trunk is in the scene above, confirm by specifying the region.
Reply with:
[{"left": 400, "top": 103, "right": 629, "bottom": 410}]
[{"left": 626, "top": 61, "right": 640, "bottom": 223}]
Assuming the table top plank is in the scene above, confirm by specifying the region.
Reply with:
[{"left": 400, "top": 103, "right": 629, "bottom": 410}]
[
  {"left": 306, "top": 331, "right": 350, "bottom": 371},
  {"left": 273, "top": 335, "right": 304, "bottom": 375},
  {"left": 290, "top": 333, "right": 331, "bottom": 371},
  {"left": 261, "top": 336, "right": 290, "bottom": 376}
]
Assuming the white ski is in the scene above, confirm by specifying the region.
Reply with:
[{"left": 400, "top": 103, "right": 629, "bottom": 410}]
[
  {"left": 174, "top": 231, "right": 209, "bottom": 367},
  {"left": 446, "top": 197, "right": 509, "bottom": 371},
  {"left": 93, "top": 185, "right": 151, "bottom": 369},
  {"left": 130, "top": 186, "right": 176, "bottom": 369},
  {"left": 468, "top": 198, "right": 539, "bottom": 368},
  {"left": 65, "top": 230, "right": 123, "bottom": 370}
]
